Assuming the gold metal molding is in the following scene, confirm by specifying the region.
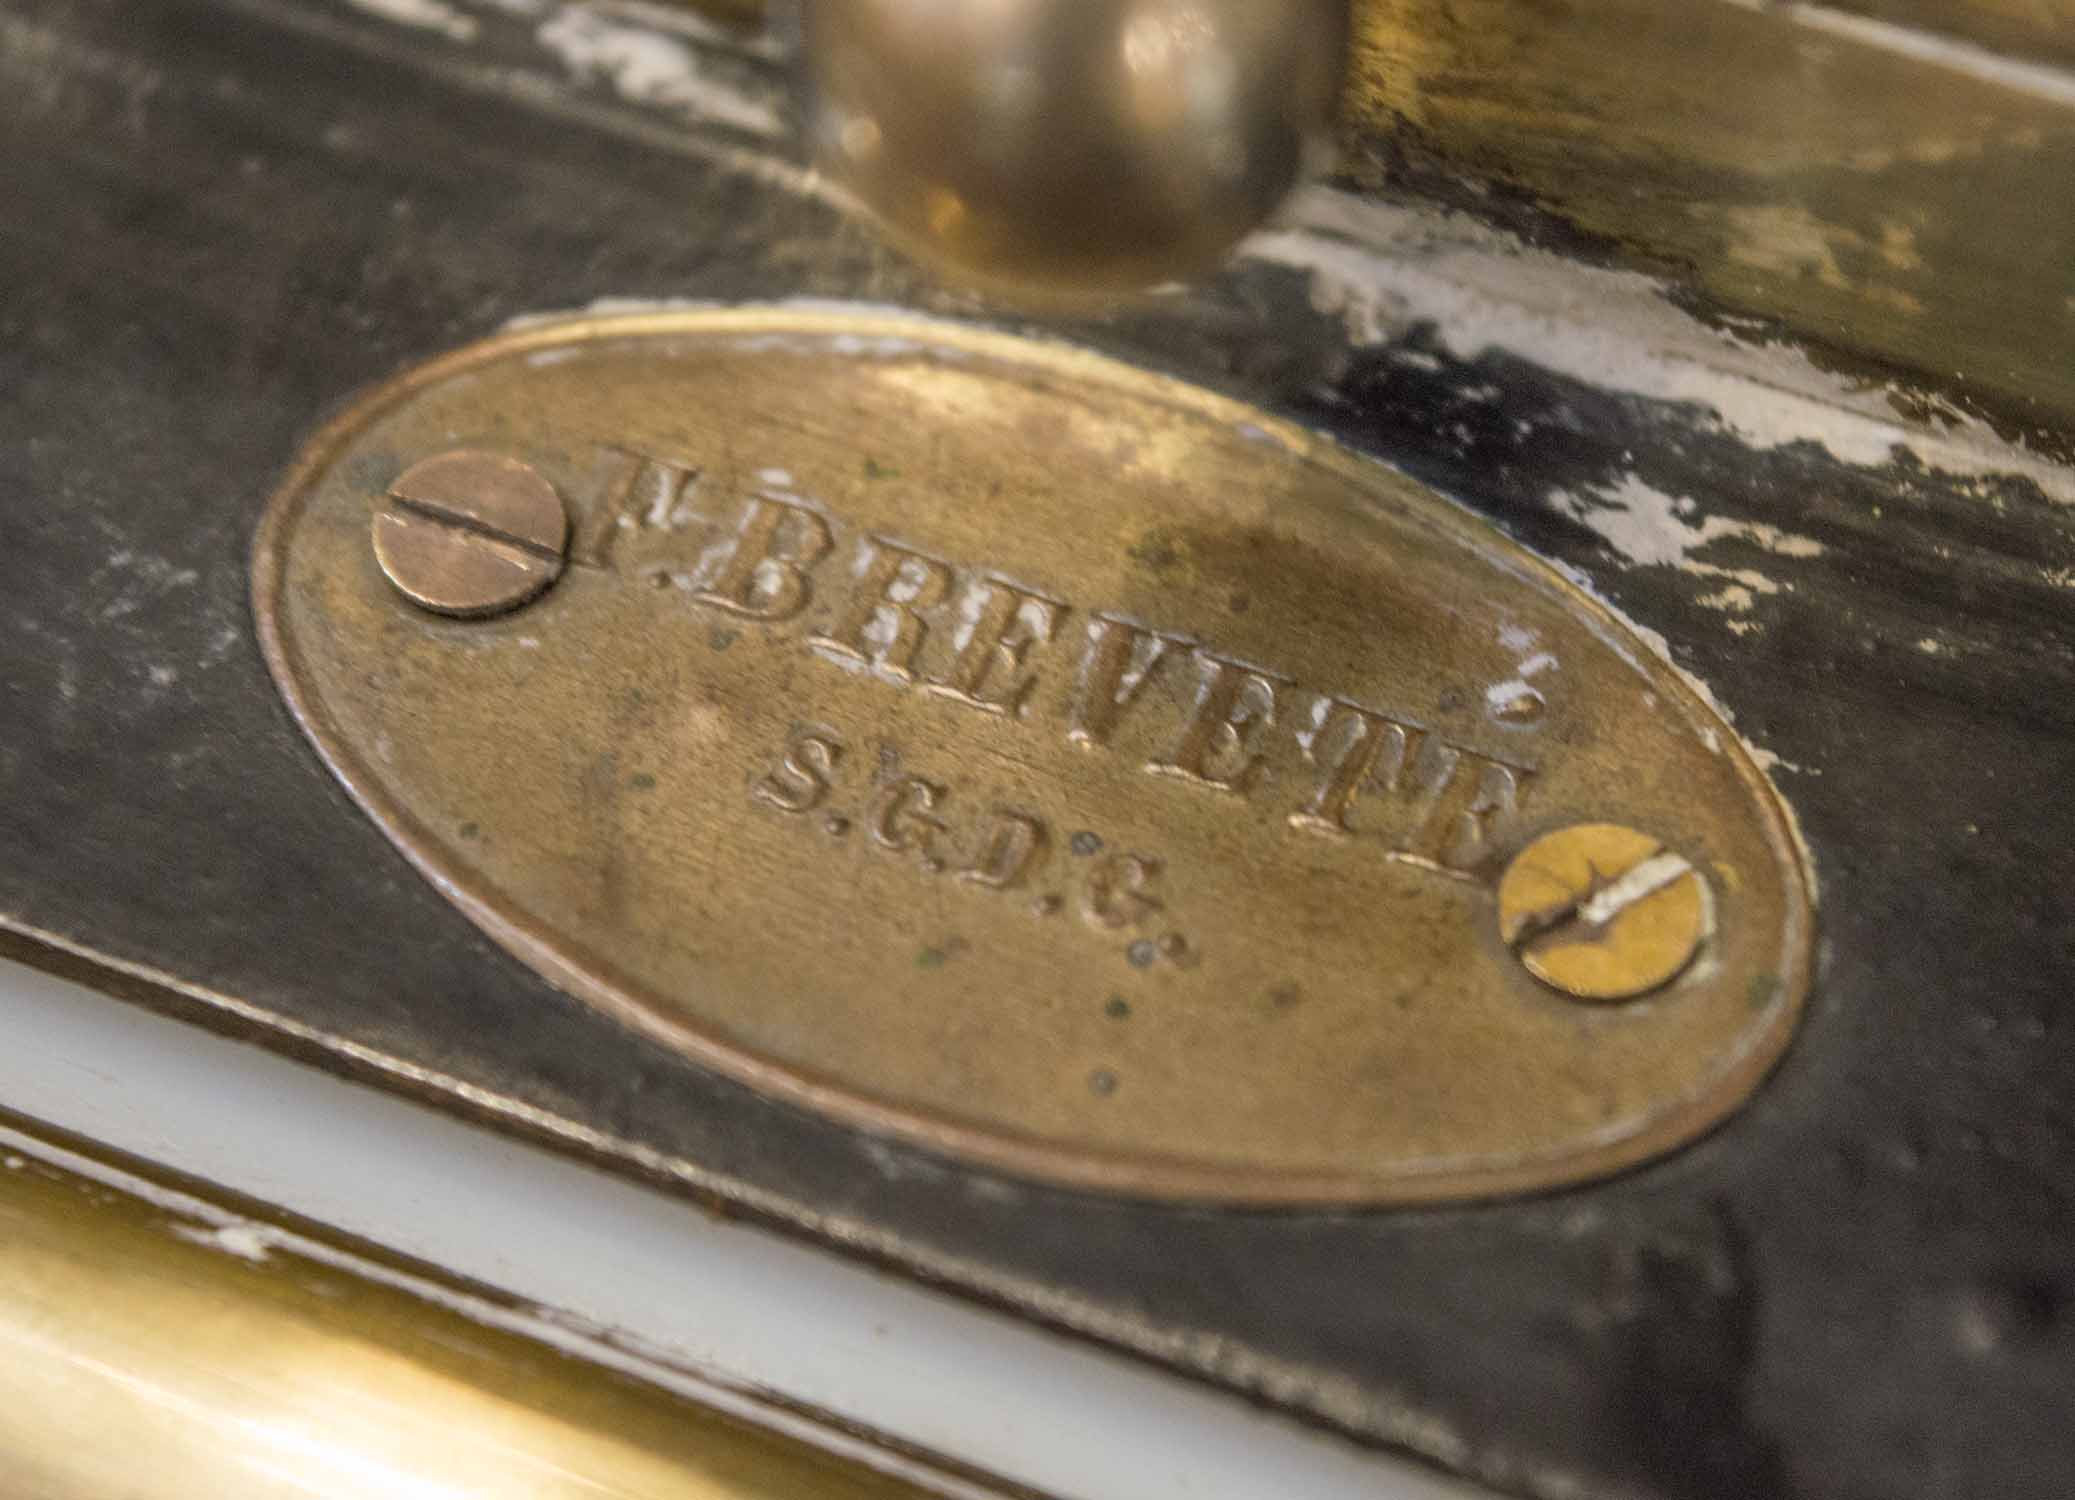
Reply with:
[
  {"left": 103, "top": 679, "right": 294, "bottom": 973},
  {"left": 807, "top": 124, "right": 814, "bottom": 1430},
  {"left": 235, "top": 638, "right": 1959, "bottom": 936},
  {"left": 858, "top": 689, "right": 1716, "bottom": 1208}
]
[
  {"left": 0, "top": 1117, "right": 991, "bottom": 1500},
  {"left": 1347, "top": 0, "right": 2075, "bottom": 431}
]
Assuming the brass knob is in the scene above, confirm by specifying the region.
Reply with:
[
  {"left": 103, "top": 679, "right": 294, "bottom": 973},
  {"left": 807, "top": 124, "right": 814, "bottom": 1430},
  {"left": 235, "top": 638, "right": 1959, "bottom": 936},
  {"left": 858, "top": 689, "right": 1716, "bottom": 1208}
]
[{"left": 803, "top": 0, "right": 1350, "bottom": 299}]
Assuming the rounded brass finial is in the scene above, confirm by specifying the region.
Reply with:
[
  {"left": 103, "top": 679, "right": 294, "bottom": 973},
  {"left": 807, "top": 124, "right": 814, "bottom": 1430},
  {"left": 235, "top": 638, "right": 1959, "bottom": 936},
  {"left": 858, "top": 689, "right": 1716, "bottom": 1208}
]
[{"left": 803, "top": 0, "right": 1349, "bottom": 298}]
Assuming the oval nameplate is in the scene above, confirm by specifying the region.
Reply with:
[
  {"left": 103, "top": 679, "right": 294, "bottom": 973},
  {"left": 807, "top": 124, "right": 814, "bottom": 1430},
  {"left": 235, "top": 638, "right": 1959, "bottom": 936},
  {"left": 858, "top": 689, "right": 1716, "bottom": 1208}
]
[{"left": 254, "top": 309, "right": 1812, "bottom": 1205}]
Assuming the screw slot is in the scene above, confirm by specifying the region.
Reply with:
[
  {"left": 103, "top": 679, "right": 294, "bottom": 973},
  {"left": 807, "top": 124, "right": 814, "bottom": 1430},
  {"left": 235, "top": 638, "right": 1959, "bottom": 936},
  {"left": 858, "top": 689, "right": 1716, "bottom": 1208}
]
[
  {"left": 373, "top": 449, "right": 569, "bottom": 618},
  {"left": 1497, "top": 824, "right": 1712, "bottom": 1002}
]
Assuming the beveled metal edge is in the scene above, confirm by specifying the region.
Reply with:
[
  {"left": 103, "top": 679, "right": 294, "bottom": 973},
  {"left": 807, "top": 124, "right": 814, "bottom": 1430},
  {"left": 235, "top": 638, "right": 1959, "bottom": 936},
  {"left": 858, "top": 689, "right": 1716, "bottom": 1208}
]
[{"left": 248, "top": 305, "right": 1816, "bottom": 1207}]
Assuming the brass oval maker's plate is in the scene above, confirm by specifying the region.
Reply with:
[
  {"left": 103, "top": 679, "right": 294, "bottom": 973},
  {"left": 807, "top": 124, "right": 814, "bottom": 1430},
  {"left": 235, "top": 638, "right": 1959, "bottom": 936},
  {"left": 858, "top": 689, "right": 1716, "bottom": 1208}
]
[{"left": 253, "top": 308, "right": 1812, "bottom": 1205}]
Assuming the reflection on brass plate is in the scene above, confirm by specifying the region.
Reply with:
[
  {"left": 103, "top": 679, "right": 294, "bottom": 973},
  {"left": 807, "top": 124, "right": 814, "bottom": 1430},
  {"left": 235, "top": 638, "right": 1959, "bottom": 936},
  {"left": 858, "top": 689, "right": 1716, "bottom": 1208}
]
[{"left": 252, "top": 308, "right": 1813, "bottom": 1205}]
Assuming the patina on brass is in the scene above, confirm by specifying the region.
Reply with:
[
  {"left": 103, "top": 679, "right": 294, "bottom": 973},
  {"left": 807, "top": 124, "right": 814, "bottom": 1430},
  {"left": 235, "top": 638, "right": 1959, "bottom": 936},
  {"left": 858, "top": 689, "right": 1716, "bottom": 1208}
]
[{"left": 253, "top": 308, "right": 1814, "bottom": 1205}]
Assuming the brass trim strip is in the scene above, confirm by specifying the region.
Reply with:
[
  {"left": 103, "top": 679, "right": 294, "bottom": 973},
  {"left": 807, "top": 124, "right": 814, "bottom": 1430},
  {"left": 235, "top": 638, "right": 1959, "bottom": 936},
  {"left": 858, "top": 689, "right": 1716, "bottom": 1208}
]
[{"left": 0, "top": 1112, "right": 1020, "bottom": 1500}]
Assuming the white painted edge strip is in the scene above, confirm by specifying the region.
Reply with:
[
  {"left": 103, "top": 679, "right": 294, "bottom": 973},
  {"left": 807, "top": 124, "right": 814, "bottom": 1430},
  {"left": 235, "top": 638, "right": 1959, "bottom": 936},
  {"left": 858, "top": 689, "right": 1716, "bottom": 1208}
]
[{"left": 0, "top": 953, "right": 1488, "bottom": 1500}]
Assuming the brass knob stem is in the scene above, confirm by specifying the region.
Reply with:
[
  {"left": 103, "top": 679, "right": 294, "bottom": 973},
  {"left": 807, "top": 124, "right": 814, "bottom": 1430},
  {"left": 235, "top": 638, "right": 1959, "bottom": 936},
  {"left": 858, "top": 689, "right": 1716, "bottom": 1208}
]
[{"left": 803, "top": 0, "right": 1350, "bottom": 298}]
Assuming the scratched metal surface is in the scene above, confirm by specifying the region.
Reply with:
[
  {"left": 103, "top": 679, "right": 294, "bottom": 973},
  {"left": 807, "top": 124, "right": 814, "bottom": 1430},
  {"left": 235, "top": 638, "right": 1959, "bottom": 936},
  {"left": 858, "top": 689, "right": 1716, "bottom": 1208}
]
[{"left": 2, "top": 2, "right": 2073, "bottom": 1498}]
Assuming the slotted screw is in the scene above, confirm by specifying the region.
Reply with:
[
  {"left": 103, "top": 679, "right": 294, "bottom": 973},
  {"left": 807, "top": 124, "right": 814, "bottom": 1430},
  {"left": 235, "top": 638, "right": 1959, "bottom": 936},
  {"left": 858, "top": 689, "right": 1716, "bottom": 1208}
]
[
  {"left": 373, "top": 449, "right": 569, "bottom": 618},
  {"left": 1497, "top": 824, "right": 1712, "bottom": 1002}
]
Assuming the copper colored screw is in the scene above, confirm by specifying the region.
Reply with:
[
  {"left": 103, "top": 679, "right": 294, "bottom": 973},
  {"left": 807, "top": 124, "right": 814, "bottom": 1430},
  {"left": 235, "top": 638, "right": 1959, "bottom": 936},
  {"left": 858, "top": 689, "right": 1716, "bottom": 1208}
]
[
  {"left": 1496, "top": 824, "right": 1712, "bottom": 1002},
  {"left": 374, "top": 450, "right": 568, "bottom": 618}
]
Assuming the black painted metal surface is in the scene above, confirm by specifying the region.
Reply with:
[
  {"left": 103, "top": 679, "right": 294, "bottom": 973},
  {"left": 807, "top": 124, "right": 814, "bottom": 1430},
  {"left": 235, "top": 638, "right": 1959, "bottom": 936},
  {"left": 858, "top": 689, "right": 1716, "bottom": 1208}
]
[{"left": 2, "top": 3, "right": 2071, "bottom": 1497}]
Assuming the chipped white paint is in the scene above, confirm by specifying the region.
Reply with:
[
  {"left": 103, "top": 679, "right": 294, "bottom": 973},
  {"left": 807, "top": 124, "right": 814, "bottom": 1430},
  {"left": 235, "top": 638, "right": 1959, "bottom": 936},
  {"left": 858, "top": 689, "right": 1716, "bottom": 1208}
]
[
  {"left": 1750, "top": 747, "right": 1819, "bottom": 778},
  {"left": 174, "top": 1221, "right": 285, "bottom": 1262},
  {"left": 1484, "top": 649, "right": 1556, "bottom": 720},
  {"left": 1546, "top": 552, "right": 1819, "bottom": 819},
  {"left": 1692, "top": 582, "right": 1762, "bottom": 616},
  {"left": 536, "top": 3, "right": 783, "bottom": 137},
  {"left": 341, "top": 0, "right": 479, "bottom": 42},
  {"left": 1249, "top": 191, "right": 2075, "bottom": 507},
  {"left": 1546, "top": 476, "right": 1822, "bottom": 621},
  {"left": 1557, "top": 478, "right": 1752, "bottom": 572}
]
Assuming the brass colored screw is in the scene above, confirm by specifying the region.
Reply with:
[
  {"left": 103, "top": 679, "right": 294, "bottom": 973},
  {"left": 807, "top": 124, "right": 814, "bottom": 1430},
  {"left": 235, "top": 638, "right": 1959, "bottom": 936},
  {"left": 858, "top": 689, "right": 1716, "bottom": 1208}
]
[
  {"left": 374, "top": 450, "right": 569, "bottom": 618},
  {"left": 1497, "top": 824, "right": 1711, "bottom": 1002}
]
